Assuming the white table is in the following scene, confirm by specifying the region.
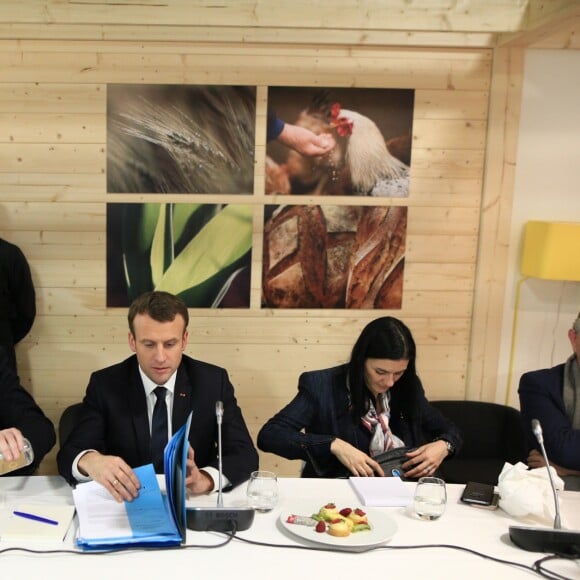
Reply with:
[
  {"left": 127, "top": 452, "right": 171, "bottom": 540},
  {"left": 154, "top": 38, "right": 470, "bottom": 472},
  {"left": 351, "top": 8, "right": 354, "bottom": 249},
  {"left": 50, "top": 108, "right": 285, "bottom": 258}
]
[{"left": 1, "top": 476, "right": 579, "bottom": 580}]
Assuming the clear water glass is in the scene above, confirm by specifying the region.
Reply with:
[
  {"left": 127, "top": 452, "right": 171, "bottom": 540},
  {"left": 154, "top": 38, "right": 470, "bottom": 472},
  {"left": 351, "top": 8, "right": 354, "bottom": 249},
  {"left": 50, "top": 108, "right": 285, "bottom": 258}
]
[
  {"left": 246, "top": 470, "right": 278, "bottom": 512},
  {"left": 413, "top": 476, "right": 447, "bottom": 520}
]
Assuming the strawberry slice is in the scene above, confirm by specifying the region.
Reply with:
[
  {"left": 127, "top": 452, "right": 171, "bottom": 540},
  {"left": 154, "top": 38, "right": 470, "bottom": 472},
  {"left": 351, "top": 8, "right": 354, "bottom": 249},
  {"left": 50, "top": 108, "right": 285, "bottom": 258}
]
[
  {"left": 324, "top": 502, "right": 336, "bottom": 509},
  {"left": 315, "top": 520, "right": 327, "bottom": 533},
  {"left": 339, "top": 508, "right": 352, "bottom": 517},
  {"left": 354, "top": 508, "right": 366, "bottom": 516}
]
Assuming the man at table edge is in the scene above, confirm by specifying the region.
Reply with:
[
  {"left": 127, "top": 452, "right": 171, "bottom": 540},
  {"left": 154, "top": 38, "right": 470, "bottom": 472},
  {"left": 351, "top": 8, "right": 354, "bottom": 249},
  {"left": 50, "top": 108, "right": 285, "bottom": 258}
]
[
  {"left": 519, "top": 311, "right": 580, "bottom": 490},
  {"left": 0, "top": 345, "right": 56, "bottom": 474},
  {"left": 56, "top": 290, "right": 258, "bottom": 502}
]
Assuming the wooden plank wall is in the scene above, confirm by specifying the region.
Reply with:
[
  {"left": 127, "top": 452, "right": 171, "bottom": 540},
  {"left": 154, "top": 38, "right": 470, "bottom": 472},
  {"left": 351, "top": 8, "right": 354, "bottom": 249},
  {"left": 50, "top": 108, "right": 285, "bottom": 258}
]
[{"left": 0, "top": 38, "right": 491, "bottom": 476}]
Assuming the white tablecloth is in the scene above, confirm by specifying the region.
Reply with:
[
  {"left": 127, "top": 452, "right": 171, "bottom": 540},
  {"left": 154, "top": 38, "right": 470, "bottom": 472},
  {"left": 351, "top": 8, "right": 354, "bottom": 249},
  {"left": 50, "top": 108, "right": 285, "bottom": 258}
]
[{"left": 1, "top": 475, "right": 579, "bottom": 579}]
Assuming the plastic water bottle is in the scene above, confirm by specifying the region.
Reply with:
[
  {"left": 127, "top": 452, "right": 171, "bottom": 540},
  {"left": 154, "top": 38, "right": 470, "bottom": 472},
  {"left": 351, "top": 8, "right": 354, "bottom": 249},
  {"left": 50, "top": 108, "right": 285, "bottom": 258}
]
[{"left": 0, "top": 438, "right": 34, "bottom": 475}]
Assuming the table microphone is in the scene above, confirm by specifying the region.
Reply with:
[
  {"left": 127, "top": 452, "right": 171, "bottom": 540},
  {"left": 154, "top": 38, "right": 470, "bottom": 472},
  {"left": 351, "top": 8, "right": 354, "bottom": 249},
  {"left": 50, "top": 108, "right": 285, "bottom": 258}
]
[
  {"left": 186, "top": 401, "right": 255, "bottom": 533},
  {"left": 508, "top": 419, "right": 580, "bottom": 555}
]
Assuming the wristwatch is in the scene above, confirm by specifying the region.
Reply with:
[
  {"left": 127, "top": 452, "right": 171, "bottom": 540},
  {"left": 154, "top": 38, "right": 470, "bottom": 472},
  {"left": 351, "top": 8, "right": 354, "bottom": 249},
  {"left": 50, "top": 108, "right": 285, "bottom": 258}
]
[{"left": 434, "top": 437, "right": 455, "bottom": 456}]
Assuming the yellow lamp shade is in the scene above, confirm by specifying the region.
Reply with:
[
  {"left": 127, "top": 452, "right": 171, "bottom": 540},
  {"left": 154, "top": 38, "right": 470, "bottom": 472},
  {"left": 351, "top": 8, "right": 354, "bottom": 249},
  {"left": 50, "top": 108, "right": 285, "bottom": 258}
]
[{"left": 520, "top": 221, "right": 580, "bottom": 281}]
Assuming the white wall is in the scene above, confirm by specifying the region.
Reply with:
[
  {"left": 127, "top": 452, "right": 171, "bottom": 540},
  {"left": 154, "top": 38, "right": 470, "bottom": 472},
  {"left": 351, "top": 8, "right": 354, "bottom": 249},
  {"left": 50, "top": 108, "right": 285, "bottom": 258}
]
[{"left": 498, "top": 49, "right": 580, "bottom": 407}]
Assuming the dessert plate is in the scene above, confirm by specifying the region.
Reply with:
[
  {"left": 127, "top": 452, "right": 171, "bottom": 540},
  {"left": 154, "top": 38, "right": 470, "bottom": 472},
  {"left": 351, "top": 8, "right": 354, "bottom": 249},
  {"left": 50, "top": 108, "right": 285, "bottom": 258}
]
[{"left": 280, "top": 505, "right": 398, "bottom": 548}]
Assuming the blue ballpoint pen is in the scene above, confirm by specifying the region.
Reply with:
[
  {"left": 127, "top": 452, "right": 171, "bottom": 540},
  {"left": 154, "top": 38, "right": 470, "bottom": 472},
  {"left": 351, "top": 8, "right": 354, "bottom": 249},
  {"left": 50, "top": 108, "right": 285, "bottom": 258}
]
[{"left": 13, "top": 510, "right": 59, "bottom": 526}]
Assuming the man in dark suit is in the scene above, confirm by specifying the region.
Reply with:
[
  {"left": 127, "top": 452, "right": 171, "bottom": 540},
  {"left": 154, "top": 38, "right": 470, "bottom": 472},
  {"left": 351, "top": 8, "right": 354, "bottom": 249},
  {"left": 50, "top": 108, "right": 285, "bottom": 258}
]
[
  {"left": 0, "top": 346, "right": 56, "bottom": 474},
  {"left": 519, "top": 312, "right": 580, "bottom": 490},
  {"left": 57, "top": 291, "right": 258, "bottom": 502},
  {"left": 0, "top": 238, "right": 36, "bottom": 375}
]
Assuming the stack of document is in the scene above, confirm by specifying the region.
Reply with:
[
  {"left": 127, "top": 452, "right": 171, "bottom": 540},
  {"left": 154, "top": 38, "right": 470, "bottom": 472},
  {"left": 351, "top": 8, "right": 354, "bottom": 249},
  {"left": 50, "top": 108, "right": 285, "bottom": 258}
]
[
  {"left": 349, "top": 477, "right": 413, "bottom": 507},
  {"left": 73, "top": 414, "right": 191, "bottom": 550}
]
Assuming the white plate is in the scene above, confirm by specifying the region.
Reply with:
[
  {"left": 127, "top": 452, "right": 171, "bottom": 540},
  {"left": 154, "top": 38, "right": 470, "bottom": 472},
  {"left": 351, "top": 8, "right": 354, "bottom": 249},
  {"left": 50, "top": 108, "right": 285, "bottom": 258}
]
[{"left": 280, "top": 504, "right": 398, "bottom": 548}]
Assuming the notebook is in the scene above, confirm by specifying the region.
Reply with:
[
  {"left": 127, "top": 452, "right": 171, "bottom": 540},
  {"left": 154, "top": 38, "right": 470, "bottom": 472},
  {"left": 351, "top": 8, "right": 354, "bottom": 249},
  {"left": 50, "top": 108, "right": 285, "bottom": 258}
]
[
  {"left": 1, "top": 504, "right": 76, "bottom": 542},
  {"left": 349, "top": 476, "right": 413, "bottom": 507}
]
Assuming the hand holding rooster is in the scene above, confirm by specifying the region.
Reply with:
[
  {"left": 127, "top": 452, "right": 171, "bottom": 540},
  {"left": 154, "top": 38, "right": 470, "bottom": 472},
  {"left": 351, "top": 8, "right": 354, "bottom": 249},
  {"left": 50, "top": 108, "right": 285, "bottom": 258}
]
[{"left": 277, "top": 122, "right": 336, "bottom": 157}]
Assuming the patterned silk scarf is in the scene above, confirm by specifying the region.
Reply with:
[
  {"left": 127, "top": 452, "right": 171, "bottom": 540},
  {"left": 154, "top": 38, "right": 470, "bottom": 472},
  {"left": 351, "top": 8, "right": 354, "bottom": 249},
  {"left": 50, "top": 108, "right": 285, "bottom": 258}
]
[{"left": 361, "top": 392, "right": 405, "bottom": 457}]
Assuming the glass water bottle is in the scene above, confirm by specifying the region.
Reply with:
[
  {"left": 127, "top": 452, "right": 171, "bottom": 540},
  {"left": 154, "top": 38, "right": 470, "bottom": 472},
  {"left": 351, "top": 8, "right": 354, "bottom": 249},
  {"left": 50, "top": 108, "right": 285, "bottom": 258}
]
[{"left": 0, "top": 438, "right": 34, "bottom": 475}]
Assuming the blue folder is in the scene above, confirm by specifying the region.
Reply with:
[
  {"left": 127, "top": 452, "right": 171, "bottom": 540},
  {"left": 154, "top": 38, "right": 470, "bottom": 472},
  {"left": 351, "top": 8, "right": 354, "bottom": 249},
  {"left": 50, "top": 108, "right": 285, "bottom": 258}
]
[{"left": 76, "top": 413, "right": 192, "bottom": 550}]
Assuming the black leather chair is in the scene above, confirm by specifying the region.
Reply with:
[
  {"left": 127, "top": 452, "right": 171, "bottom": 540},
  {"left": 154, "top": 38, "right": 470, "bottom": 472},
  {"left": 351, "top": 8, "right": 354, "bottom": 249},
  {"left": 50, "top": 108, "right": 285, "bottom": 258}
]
[
  {"left": 58, "top": 402, "right": 83, "bottom": 444},
  {"left": 430, "top": 400, "right": 528, "bottom": 486}
]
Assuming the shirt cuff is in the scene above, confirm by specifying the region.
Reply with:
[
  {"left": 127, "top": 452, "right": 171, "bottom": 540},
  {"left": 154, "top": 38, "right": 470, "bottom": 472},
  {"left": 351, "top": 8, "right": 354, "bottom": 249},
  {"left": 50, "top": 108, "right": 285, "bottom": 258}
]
[
  {"left": 72, "top": 449, "right": 97, "bottom": 482},
  {"left": 202, "top": 466, "right": 231, "bottom": 493}
]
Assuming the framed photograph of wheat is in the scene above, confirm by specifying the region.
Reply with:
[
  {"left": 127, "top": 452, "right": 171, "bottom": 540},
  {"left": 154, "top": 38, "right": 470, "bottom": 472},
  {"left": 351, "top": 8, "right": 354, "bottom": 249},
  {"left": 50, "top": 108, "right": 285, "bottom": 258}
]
[
  {"left": 265, "top": 87, "right": 414, "bottom": 197},
  {"left": 106, "top": 84, "right": 256, "bottom": 194},
  {"left": 262, "top": 204, "right": 407, "bottom": 309},
  {"left": 107, "top": 203, "right": 253, "bottom": 308}
]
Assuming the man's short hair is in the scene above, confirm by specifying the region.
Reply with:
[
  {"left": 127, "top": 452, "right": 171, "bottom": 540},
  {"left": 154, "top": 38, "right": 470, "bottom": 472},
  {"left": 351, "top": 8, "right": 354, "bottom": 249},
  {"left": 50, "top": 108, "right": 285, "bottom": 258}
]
[{"left": 128, "top": 291, "right": 189, "bottom": 335}]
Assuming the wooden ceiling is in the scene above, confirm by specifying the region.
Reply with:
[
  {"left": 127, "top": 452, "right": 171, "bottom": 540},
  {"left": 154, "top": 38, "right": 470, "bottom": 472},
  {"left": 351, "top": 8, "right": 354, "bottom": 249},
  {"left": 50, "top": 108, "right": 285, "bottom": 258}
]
[{"left": 0, "top": 0, "right": 578, "bottom": 49}]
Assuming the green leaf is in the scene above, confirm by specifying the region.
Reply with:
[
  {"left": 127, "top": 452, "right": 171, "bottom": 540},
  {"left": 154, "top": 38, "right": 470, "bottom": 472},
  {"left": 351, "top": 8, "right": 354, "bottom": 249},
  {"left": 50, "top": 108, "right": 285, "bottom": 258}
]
[
  {"left": 150, "top": 204, "right": 172, "bottom": 287},
  {"left": 172, "top": 203, "right": 201, "bottom": 242},
  {"left": 155, "top": 205, "right": 252, "bottom": 296}
]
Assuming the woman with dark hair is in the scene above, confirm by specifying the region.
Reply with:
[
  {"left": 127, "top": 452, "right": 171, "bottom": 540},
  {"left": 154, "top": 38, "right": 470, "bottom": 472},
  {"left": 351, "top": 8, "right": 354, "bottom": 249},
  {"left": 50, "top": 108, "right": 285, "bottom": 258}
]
[{"left": 257, "top": 317, "right": 461, "bottom": 478}]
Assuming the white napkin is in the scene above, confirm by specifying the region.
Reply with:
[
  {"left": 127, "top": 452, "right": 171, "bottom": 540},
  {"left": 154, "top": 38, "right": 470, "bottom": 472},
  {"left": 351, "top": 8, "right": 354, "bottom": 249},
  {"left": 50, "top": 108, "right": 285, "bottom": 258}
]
[{"left": 497, "top": 462, "right": 564, "bottom": 525}]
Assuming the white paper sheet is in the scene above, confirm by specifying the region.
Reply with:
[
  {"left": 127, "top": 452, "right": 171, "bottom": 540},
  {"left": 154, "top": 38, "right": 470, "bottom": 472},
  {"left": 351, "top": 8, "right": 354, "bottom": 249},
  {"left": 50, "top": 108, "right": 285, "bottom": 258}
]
[{"left": 349, "top": 477, "right": 413, "bottom": 507}]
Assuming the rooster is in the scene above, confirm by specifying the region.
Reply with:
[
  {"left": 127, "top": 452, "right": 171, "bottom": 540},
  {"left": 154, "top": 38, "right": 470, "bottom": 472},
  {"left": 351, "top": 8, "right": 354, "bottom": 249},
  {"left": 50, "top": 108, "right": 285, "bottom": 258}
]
[{"left": 283, "top": 92, "right": 410, "bottom": 196}]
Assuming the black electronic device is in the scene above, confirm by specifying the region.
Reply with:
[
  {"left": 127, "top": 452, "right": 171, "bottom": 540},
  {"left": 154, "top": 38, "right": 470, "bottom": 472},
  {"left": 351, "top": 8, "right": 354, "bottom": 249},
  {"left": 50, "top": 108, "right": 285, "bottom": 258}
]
[
  {"left": 185, "top": 401, "right": 255, "bottom": 533},
  {"left": 461, "top": 481, "right": 498, "bottom": 509},
  {"left": 373, "top": 447, "right": 415, "bottom": 479},
  {"left": 508, "top": 419, "right": 580, "bottom": 556}
]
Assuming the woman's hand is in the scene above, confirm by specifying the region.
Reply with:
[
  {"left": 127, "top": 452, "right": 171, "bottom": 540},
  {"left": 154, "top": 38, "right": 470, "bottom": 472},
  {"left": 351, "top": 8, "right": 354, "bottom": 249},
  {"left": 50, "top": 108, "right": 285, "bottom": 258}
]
[
  {"left": 402, "top": 441, "right": 448, "bottom": 479},
  {"left": 330, "top": 438, "right": 384, "bottom": 477}
]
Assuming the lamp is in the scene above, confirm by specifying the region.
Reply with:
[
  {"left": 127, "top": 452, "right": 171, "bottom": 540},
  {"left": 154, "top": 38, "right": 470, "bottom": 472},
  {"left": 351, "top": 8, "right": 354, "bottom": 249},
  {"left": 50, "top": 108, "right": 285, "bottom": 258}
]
[
  {"left": 505, "top": 220, "right": 580, "bottom": 404},
  {"left": 520, "top": 221, "right": 580, "bottom": 281}
]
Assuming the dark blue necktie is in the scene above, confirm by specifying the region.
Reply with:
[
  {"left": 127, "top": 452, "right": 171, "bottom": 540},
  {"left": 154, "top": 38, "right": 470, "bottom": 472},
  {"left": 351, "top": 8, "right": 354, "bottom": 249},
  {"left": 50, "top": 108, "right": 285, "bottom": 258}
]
[{"left": 151, "top": 386, "right": 168, "bottom": 473}]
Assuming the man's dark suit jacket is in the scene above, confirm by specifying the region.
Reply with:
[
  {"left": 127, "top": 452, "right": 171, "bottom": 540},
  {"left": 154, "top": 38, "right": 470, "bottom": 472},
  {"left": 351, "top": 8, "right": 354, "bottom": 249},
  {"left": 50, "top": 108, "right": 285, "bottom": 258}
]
[
  {"left": 0, "top": 346, "right": 56, "bottom": 474},
  {"left": 519, "top": 363, "right": 580, "bottom": 470},
  {"left": 57, "top": 354, "right": 258, "bottom": 488}
]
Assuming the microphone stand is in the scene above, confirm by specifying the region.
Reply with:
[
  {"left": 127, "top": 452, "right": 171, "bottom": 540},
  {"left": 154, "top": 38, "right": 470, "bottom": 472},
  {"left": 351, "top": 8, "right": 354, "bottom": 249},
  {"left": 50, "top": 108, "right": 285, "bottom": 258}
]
[
  {"left": 217, "top": 401, "right": 223, "bottom": 508},
  {"left": 508, "top": 419, "right": 580, "bottom": 556},
  {"left": 532, "top": 419, "right": 561, "bottom": 529},
  {"left": 186, "top": 401, "right": 254, "bottom": 533}
]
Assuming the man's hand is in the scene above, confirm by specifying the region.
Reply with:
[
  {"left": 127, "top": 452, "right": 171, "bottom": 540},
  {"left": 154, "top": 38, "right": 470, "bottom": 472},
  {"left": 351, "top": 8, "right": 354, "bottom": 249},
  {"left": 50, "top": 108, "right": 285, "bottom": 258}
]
[
  {"left": 78, "top": 451, "right": 141, "bottom": 503},
  {"left": 527, "top": 448, "right": 580, "bottom": 478},
  {"left": 0, "top": 427, "right": 25, "bottom": 462},
  {"left": 330, "top": 438, "right": 384, "bottom": 477},
  {"left": 185, "top": 446, "right": 214, "bottom": 495}
]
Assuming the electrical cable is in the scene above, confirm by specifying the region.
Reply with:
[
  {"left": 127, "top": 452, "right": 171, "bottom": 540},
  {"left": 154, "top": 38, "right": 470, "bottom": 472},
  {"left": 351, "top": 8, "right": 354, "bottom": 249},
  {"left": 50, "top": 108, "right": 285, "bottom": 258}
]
[{"left": 0, "top": 527, "right": 577, "bottom": 580}]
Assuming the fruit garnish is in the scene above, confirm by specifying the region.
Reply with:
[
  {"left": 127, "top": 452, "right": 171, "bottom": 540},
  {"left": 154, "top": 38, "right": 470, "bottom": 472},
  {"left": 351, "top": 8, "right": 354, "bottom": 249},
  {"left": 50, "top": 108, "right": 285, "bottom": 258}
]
[
  {"left": 324, "top": 502, "right": 336, "bottom": 509},
  {"left": 315, "top": 520, "right": 326, "bottom": 533},
  {"left": 339, "top": 507, "right": 352, "bottom": 517},
  {"left": 354, "top": 508, "right": 366, "bottom": 516}
]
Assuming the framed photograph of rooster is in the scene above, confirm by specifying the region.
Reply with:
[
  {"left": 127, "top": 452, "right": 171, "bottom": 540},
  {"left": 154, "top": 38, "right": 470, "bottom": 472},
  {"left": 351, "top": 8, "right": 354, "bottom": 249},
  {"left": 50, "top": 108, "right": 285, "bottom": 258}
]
[{"left": 265, "top": 87, "right": 414, "bottom": 197}]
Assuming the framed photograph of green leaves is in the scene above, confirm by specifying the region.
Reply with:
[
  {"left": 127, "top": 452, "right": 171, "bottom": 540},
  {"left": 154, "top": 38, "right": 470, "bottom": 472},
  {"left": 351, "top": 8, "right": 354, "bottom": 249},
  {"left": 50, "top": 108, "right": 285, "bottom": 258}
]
[{"left": 107, "top": 203, "right": 253, "bottom": 308}]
